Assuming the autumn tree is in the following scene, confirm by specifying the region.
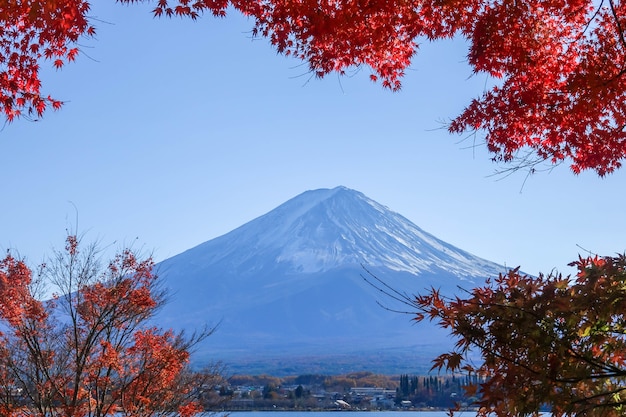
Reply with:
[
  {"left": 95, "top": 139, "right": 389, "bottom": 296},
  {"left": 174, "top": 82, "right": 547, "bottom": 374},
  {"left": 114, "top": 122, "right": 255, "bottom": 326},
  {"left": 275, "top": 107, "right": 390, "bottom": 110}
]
[
  {"left": 0, "top": 234, "right": 221, "bottom": 417},
  {"left": 374, "top": 255, "right": 626, "bottom": 417},
  {"left": 3, "top": 0, "right": 626, "bottom": 174}
]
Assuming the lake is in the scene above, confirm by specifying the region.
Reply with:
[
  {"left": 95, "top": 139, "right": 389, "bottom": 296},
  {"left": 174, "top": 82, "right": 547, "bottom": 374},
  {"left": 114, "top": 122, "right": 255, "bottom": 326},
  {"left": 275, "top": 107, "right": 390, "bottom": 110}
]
[{"left": 222, "top": 412, "right": 470, "bottom": 417}]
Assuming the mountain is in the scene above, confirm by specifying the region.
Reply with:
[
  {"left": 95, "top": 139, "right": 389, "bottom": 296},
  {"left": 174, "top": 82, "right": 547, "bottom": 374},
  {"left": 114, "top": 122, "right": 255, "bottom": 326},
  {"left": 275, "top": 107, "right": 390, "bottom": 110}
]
[{"left": 155, "top": 186, "right": 507, "bottom": 375}]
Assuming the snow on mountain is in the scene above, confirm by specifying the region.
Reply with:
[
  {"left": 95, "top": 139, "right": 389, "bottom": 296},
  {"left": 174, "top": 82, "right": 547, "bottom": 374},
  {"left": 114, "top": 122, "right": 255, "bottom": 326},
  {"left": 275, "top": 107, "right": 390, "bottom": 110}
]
[{"left": 155, "top": 186, "right": 508, "bottom": 375}]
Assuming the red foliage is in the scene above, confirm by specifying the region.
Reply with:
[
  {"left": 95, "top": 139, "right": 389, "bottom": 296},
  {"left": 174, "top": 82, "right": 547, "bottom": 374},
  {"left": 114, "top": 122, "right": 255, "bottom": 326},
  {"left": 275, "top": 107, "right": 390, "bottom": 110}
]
[
  {"left": 0, "top": 256, "right": 46, "bottom": 326},
  {"left": 118, "top": 329, "right": 194, "bottom": 417},
  {"left": 0, "top": 235, "right": 205, "bottom": 417},
  {"left": 3, "top": 0, "right": 626, "bottom": 173},
  {"left": 0, "top": 0, "right": 92, "bottom": 120},
  {"left": 77, "top": 249, "right": 157, "bottom": 329},
  {"left": 413, "top": 255, "right": 626, "bottom": 416}
]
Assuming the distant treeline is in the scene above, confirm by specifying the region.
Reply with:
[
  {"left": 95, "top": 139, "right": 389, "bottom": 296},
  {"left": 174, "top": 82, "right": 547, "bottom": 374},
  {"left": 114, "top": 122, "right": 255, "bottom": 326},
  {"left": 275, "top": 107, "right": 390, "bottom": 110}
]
[
  {"left": 219, "top": 371, "right": 482, "bottom": 410},
  {"left": 228, "top": 371, "right": 397, "bottom": 390}
]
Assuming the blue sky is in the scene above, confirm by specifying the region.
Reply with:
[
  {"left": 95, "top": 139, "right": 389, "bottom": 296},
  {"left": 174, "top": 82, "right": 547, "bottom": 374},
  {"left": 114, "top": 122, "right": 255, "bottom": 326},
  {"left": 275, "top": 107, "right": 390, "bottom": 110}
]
[{"left": 2, "top": 2, "right": 625, "bottom": 279}]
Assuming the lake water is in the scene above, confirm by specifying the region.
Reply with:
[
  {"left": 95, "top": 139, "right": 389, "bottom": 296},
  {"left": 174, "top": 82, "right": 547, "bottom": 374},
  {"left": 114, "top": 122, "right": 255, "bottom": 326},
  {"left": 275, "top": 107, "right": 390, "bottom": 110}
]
[{"left": 223, "top": 412, "right": 471, "bottom": 417}]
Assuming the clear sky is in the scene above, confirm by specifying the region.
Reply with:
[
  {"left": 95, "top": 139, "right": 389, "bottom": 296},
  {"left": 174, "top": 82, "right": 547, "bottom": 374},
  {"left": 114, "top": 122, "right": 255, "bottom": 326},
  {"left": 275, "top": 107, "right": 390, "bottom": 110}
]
[{"left": 2, "top": 2, "right": 625, "bottom": 279}]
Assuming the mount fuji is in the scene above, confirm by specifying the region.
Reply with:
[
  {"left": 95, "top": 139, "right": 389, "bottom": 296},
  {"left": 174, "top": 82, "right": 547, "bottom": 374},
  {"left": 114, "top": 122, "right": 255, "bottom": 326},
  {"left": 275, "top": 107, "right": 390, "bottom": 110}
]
[{"left": 155, "top": 186, "right": 507, "bottom": 375}]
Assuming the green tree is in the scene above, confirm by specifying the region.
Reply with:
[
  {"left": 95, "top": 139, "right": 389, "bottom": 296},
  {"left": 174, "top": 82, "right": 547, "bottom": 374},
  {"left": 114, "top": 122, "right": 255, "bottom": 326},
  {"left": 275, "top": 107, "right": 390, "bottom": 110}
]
[
  {"left": 294, "top": 385, "right": 304, "bottom": 399},
  {"left": 410, "top": 376, "right": 418, "bottom": 395}
]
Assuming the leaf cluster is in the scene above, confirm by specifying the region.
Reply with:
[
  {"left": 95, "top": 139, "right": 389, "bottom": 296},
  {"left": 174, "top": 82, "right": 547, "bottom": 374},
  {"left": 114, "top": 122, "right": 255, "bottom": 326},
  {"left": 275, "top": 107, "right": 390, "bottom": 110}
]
[
  {"left": 4, "top": 0, "right": 626, "bottom": 173},
  {"left": 0, "top": 234, "right": 216, "bottom": 417},
  {"left": 409, "top": 255, "right": 626, "bottom": 417}
]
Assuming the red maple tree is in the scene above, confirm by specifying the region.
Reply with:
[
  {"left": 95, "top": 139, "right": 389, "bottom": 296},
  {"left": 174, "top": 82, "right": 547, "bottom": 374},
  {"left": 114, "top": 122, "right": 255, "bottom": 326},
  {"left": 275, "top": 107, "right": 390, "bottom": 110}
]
[
  {"left": 3, "top": 0, "right": 626, "bottom": 174},
  {"left": 378, "top": 255, "right": 626, "bottom": 417},
  {"left": 0, "top": 235, "right": 218, "bottom": 417}
]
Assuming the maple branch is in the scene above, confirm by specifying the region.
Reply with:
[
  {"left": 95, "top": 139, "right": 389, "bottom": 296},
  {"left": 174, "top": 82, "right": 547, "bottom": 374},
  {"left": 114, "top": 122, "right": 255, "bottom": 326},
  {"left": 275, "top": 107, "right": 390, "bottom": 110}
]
[
  {"left": 453, "top": 334, "right": 546, "bottom": 377},
  {"left": 570, "top": 385, "right": 626, "bottom": 408},
  {"left": 608, "top": 0, "right": 626, "bottom": 52},
  {"left": 574, "top": 0, "right": 607, "bottom": 42},
  {"left": 564, "top": 346, "right": 626, "bottom": 379},
  {"left": 487, "top": 148, "right": 559, "bottom": 187},
  {"left": 602, "top": 0, "right": 626, "bottom": 85},
  {"left": 360, "top": 264, "right": 424, "bottom": 314}
]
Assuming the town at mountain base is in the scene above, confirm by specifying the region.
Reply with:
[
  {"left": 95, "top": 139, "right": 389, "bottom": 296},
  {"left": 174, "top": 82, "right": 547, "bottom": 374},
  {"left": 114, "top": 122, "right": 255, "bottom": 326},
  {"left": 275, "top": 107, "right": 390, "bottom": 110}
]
[
  {"left": 221, "top": 372, "right": 480, "bottom": 411},
  {"left": 154, "top": 186, "right": 509, "bottom": 375}
]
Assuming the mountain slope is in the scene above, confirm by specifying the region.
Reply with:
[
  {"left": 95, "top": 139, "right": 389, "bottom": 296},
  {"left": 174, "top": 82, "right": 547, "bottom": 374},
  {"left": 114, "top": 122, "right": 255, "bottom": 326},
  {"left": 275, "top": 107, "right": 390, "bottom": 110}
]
[{"left": 155, "top": 186, "right": 507, "bottom": 374}]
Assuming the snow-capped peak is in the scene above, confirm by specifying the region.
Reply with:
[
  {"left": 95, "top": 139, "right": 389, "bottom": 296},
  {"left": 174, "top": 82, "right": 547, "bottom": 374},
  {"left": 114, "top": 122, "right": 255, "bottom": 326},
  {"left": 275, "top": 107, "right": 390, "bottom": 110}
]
[{"left": 169, "top": 186, "right": 503, "bottom": 279}]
